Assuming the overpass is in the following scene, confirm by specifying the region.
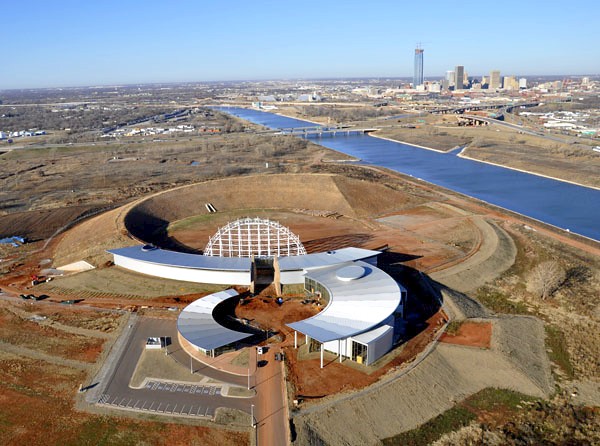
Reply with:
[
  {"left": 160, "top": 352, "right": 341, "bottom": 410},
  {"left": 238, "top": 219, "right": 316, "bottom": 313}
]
[{"left": 276, "top": 125, "right": 379, "bottom": 137}]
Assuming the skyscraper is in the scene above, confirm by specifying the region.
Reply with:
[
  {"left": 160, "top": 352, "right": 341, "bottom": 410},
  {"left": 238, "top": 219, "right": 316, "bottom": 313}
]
[
  {"left": 446, "top": 70, "right": 455, "bottom": 87},
  {"left": 413, "top": 47, "right": 424, "bottom": 88},
  {"left": 489, "top": 70, "right": 501, "bottom": 89},
  {"left": 454, "top": 65, "right": 464, "bottom": 90}
]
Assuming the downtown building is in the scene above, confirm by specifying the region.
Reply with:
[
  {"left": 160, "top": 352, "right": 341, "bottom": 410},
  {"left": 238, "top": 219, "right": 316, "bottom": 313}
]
[{"left": 413, "top": 47, "right": 424, "bottom": 88}]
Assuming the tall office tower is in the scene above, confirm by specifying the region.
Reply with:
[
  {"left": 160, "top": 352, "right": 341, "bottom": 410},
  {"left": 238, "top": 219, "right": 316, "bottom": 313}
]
[
  {"left": 503, "top": 76, "right": 518, "bottom": 90},
  {"left": 455, "top": 65, "right": 464, "bottom": 90},
  {"left": 489, "top": 70, "right": 501, "bottom": 89},
  {"left": 446, "top": 70, "right": 455, "bottom": 87},
  {"left": 413, "top": 47, "right": 424, "bottom": 87}
]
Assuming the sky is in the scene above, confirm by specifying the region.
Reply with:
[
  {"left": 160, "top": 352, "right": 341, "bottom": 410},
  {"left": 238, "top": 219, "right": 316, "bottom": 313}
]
[{"left": 1, "top": 0, "right": 599, "bottom": 89}]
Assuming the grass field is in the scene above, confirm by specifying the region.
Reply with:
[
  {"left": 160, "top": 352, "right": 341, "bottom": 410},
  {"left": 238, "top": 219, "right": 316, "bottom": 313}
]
[{"left": 381, "top": 388, "right": 538, "bottom": 446}]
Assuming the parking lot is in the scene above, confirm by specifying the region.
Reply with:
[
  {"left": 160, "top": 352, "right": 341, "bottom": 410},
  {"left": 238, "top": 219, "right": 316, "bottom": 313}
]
[{"left": 93, "top": 317, "right": 254, "bottom": 419}]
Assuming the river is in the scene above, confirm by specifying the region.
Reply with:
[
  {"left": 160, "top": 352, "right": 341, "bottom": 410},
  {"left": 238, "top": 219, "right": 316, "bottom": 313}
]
[{"left": 218, "top": 107, "right": 600, "bottom": 242}]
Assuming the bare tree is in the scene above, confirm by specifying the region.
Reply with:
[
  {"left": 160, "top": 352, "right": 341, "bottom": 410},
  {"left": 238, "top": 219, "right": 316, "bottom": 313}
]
[{"left": 529, "top": 261, "right": 567, "bottom": 299}]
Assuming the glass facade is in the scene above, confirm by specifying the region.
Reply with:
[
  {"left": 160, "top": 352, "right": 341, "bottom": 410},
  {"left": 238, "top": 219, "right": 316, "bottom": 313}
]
[
  {"left": 414, "top": 49, "right": 424, "bottom": 87},
  {"left": 304, "top": 277, "right": 331, "bottom": 304}
]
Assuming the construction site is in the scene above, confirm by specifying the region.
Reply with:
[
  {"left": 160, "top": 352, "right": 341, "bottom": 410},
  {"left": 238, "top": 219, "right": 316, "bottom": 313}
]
[{"left": 1, "top": 163, "right": 598, "bottom": 445}]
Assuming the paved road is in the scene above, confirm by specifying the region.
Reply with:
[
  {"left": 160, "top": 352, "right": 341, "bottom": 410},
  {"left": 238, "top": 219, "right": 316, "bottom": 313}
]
[
  {"left": 97, "top": 317, "right": 255, "bottom": 419},
  {"left": 254, "top": 346, "right": 288, "bottom": 446}
]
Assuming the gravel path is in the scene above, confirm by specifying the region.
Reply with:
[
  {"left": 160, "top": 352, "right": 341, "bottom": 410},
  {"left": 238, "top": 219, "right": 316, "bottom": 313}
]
[{"left": 431, "top": 218, "right": 516, "bottom": 293}]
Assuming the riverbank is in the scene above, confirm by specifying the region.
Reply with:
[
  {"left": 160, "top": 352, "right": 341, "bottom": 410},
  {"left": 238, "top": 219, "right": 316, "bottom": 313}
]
[{"left": 218, "top": 107, "right": 600, "bottom": 242}]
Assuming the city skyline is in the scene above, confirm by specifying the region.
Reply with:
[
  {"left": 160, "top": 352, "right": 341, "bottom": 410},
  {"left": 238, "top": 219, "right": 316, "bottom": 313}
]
[{"left": 1, "top": 0, "right": 599, "bottom": 89}]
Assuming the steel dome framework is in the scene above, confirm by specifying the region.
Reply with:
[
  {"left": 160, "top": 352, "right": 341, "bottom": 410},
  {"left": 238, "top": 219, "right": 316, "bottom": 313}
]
[{"left": 203, "top": 217, "right": 307, "bottom": 258}]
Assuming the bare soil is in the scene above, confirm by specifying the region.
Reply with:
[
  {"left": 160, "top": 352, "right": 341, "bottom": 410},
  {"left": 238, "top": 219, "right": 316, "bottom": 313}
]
[
  {"left": 439, "top": 321, "right": 492, "bottom": 349},
  {"left": 375, "top": 118, "right": 600, "bottom": 188},
  {"left": 0, "top": 298, "right": 249, "bottom": 446}
]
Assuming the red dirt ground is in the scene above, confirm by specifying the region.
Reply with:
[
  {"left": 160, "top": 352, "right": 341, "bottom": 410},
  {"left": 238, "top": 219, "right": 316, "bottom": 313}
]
[
  {"left": 235, "top": 287, "right": 321, "bottom": 343},
  {"left": 440, "top": 321, "right": 492, "bottom": 349},
  {"left": 286, "top": 311, "right": 447, "bottom": 399}
]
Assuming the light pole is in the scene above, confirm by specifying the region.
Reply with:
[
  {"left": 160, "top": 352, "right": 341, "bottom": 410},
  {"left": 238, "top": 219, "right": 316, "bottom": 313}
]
[
  {"left": 247, "top": 366, "right": 250, "bottom": 390},
  {"left": 250, "top": 404, "right": 255, "bottom": 428}
]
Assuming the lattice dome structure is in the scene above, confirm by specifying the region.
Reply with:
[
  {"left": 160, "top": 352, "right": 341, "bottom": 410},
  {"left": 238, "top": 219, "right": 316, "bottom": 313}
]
[{"left": 203, "top": 217, "right": 307, "bottom": 258}]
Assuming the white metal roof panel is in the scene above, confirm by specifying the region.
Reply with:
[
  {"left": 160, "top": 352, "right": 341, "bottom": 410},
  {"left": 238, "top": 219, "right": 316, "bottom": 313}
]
[
  {"left": 287, "top": 261, "right": 401, "bottom": 343},
  {"left": 352, "top": 316, "right": 395, "bottom": 344},
  {"left": 277, "top": 247, "right": 381, "bottom": 271},
  {"left": 108, "top": 246, "right": 252, "bottom": 271},
  {"left": 177, "top": 289, "right": 253, "bottom": 350}
]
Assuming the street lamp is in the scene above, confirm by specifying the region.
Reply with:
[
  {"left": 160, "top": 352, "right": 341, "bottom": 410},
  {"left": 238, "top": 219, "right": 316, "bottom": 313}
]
[{"left": 250, "top": 404, "right": 255, "bottom": 428}]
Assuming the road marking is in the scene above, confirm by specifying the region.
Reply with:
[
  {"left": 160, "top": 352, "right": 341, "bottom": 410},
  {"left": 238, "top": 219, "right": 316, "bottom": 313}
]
[
  {"left": 188, "top": 407, "right": 193, "bottom": 415},
  {"left": 164, "top": 404, "right": 170, "bottom": 413},
  {"left": 127, "top": 398, "right": 133, "bottom": 407},
  {"left": 172, "top": 404, "right": 177, "bottom": 413},
  {"left": 141, "top": 402, "right": 147, "bottom": 410},
  {"left": 134, "top": 400, "right": 141, "bottom": 409},
  {"left": 149, "top": 402, "right": 155, "bottom": 411},
  {"left": 111, "top": 396, "right": 119, "bottom": 405},
  {"left": 119, "top": 398, "right": 126, "bottom": 407},
  {"left": 180, "top": 405, "right": 186, "bottom": 414},
  {"left": 156, "top": 402, "right": 162, "bottom": 412},
  {"left": 196, "top": 406, "right": 203, "bottom": 416}
]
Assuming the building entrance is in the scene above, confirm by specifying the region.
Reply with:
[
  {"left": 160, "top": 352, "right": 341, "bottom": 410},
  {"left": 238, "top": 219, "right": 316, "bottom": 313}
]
[{"left": 351, "top": 340, "right": 367, "bottom": 364}]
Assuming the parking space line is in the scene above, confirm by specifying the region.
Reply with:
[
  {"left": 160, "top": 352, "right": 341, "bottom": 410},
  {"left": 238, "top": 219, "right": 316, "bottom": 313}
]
[{"left": 134, "top": 400, "right": 140, "bottom": 409}]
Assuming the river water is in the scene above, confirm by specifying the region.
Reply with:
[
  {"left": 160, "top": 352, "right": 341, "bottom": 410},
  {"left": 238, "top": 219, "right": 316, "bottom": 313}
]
[{"left": 218, "top": 107, "right": 600, "bottom": 242}]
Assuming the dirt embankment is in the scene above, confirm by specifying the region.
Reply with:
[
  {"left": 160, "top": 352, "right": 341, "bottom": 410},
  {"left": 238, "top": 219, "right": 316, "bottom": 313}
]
[
  {"left": 430, "top": 218, "right": 517, "bottom": 293},
  {"left": 53, "top": 173, "right": 429, "bottom": 265},
  {"left": 291, "top": 314, "right": 553, "bottom": 446}
]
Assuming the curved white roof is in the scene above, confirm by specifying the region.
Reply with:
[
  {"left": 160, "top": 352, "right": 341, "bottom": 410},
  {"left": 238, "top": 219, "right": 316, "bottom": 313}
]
[
  {"left": 287, "top": 261, "right": 402, "bottom": 343},
  {"left": 177, "top": 289, "right": 253, "bottom": 351},
  {"left": 108, "top": 246, "right": 251, "bottom": 271},
  {"left": 278, "top": 247, "right": 380, "bottom": 271}
]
